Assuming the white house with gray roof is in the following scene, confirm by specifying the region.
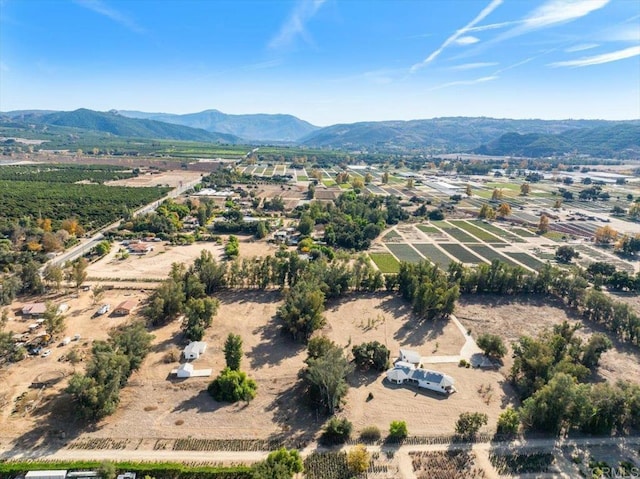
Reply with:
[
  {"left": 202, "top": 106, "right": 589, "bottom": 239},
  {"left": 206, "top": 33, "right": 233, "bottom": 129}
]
[{"left": 386, "top": 361, "right": 455, "bottom": 395}]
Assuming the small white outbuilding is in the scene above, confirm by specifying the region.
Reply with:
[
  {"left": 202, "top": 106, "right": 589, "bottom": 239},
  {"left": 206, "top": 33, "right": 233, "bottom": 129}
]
[
  {"left": 171, "top": 363, "right": 212, "bottom": 378},
  {"left": 25, "top": 471, "right": 68, "bottom": 479},
  {"left": 183, "top": 341, "right": 207, "bottom": 360},
  {"left": 398, "top": 349, "right": 422, "bottom": 365}
]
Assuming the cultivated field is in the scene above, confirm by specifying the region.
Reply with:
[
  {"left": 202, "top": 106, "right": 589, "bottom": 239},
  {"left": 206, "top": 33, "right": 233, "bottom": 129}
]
[{"left": 107, "top": 170, "right": 202, "bottom": 187}]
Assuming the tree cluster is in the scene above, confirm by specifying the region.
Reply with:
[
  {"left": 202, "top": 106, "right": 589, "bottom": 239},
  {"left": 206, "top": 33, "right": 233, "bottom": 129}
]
[
  {"left": 208, "top": 334, "right": 257, "bottom": 403},
  {"left": 66, "top": 322, "right": 153, "bottom": 420},
  {"left": 352, "top": 341, "right": 390, "bottom": 371},
  {"left": 303, "top": 337, "right": 353, "bottom": 414}
]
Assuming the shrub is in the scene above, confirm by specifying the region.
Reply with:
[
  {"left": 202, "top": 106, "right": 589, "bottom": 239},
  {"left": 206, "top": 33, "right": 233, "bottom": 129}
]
[
  {"left": 347, "top": 444, "right": 370, "bottom": 474},
  {"left": 163, "top": 347, "right": 180, "bottom": 364},
  {"left": 458, "top": 359, "right": 469, "bottom": 367},
  {"left": 359, "top": 426, "right": 381, "bottom": 442},
  {"left": 455, "top": 412, "right": 488, "bottom": 439},
  {"left": 208, "top": 368, "right": 257, "bottom": 403},
  {"left": 320, "top": 417, "right": 353, "bottom": 445},
  {"left": 497, "top": 408, "right": 520, "bottom": 436},
  {"left": 388, "top": 420, "right": 408, "bottom": 441}
]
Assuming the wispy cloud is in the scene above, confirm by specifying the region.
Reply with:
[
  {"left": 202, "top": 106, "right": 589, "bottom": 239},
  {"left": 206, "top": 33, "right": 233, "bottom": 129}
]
[
  {"left": 565, "top": 43, "right": 599, "bottom": 52},
  {"left": 490, "top": 0, "right": 610, "bottom": 42},
  {"left": 549, "top": 45, "right": 640, "bottom": 67},
  {"left": 411, "top": 0, "right": 503, "bottom": 72},
  {"left": 449, "top": 62, "right": 498, "bottom": 71},
  {"left": 269, "top": 0, "right": 326, "bottom": 50},
  {"left": 455, "top": 36, "right": 480, "bottom": 46},
  {"left": 429, "top": 75, "right": 498, "bottom": 91},
  {"left": 74, "top": 0, "right": 144, "bottom": 34}
]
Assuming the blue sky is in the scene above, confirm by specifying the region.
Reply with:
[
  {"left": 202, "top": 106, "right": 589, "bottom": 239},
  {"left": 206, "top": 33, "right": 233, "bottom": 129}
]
[{"left": 1, "top": 0, "right": 639, "bottom": 125}]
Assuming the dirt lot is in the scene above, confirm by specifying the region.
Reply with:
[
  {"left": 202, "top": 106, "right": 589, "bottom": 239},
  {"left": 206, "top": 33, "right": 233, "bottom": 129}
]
[
  {"left": 455, "top": 295, "right": 640, "bottom": 385},
  {"left": 107, "top": 170, "right": 202, "bottom": 188},
  {"left": 0, "top": 288, "right": 147, "bottom": 438},
  {"left": 0, "top": 292, "right": 513, "bottom": 447},
  {"left": 86, "top": 237, "right": 282, "bottom": 282}
]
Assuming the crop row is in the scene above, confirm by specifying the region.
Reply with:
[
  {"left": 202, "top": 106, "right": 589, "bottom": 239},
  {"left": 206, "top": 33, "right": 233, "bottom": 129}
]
[
  {"left": 304, "top": 452, "right": 350, "bottom": 479},
  {"left": 67, "top": 438, "right": 130, "bottom": 450},
  {"left": 172, "top": 438, "right": 307, "bottom": 452},
  {"left": 410, "top": 451, "right": 486, "bottom": 479},
  {"left": 489, "top": 452, "right": 555, "bottom": 474},
  {"left": 0, "top": 164, "right": 136, "bottom": 183}
]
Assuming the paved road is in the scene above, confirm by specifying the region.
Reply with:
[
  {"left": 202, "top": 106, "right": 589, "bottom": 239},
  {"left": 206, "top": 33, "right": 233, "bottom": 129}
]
[{"left": 43, "top": 177, "right": 201, "bottom": 269}]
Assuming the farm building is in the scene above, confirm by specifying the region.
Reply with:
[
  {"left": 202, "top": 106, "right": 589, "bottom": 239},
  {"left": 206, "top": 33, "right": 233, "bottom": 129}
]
[
  {"left": 113, "top": 300, "right": 137, "bottom": 316},
  {"left": 171, "top": 363, "right": 212, "bottom": 378},
  {"left": 128, "top": 242, "right": 153, "bottom": 255},
  {"left": 22, "top": 303, "right": 47, "bottom": 318},
  {"left": 183, "top": 341, "right": 207, "bottom": 360},
  {"left": 398, "top": 349, "right": 422, "bottom": 365},
  {"left": 25, "top": 471, "right": 67, "bottom": 479},
  {"left": 386, "top": 362, "right": 456, "bottom": 395}
]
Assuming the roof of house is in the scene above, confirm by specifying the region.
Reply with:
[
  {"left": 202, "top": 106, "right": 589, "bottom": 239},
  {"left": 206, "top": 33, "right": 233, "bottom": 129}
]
[
  {"left": 399, "top": 349, "right": 422, "bottom": 363},
  {"left": 22, "top": 303, "right": 47, "bottom": 315},
  {"left": 128, "top": 243, "right": 151, "bottom": 251},
  {"left": 411, "top": 369, "right": 445, "bottom": 384},
  {"left": 183, "top": 341, "right": 207, "bottom": 356},
  {"left": 115, "top": 300, "right": 137, "bottom": 311}
]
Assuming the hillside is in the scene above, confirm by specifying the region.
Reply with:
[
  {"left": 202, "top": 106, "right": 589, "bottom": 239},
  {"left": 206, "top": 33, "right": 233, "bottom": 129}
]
[
  {"left": 120, "top": 109, "right": 319, "bottom": 142},
  {"left": 299, "top": 117, "right": 637, "bottom": 152},
  {"left": 1, "top": 109, "right": 240, "bottom": 143},
  {"left": 475, "top": 124, "right": 640, "bottom": 158}
]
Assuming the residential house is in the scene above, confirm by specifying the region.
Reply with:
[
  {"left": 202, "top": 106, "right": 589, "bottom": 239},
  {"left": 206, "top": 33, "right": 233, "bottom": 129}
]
[
  {"left": 128, "top": 242, "right": 153, "bottom": 255},
  {"left": 22, "top": 303, "right": 47, "bottom": 318},
  {"left": 183, "top": 341, "right": 207, "bottom": 360},
  {"left": 386, "top": 362, "right": 455, "bottom": 395}
]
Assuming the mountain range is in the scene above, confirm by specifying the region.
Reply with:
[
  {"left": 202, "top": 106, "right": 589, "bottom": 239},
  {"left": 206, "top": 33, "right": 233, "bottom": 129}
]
[
  {"left": 119, "top": 109, "right": 318, "bottom": 142},
  {"left": 2, "top": 108, "right": 638, "bottom": 157}
]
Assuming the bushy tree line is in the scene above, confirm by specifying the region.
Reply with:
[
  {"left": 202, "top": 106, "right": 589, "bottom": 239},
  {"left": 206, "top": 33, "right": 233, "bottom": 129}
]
[
  {"left": 66, "top": 322, "right": 154, "bottom": 420},
  {"left": 586, "top": 261, "right": 640, "bottom": 292},
  {"left": 396, "top": 261, "right": 459, "bottom": 320}
]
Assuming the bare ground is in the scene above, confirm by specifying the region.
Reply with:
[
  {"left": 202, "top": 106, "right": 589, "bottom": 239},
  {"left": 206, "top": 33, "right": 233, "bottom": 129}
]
[
  {"left": 0, "top": 292, "right": 514, "bottom": 449},
  {"left": 455, "top": 294, "right": 640, "bottom": 385}
]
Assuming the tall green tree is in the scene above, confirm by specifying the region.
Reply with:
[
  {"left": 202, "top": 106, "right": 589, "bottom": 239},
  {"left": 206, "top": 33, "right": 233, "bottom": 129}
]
[{"left": 224, "top": 333, "right": 243, "bottom": 371}]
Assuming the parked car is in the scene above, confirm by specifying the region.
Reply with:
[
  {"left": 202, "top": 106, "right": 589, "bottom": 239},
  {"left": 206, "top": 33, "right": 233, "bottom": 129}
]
[
  {"left": 72, "top": 334, "right": 81, "bottom": 341},
  {"left": 41, "top": 349, "right": 51, "bottom": 358},
  {"left": 96, "top": 304, "right": 111, "bottom": 315}
]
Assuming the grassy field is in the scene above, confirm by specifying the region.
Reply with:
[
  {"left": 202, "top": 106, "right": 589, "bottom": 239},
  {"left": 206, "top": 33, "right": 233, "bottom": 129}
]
[
  {"left": 451, "top": 221, "right": 506, "bottom": 243},
  {"left": 468, "top": 245, "right": 519, "bottom": 266},
  {"left": 417, "top": 225, "right": 440, "bottom": 234},
  {"left": 440, "top": 243, "right": 486, "bottom": 264},
  {"left": 383, "top": 230, "right": 402, "bottom": 242},
  {"left": 369, "top": 252, "right": 401, "bottom": 273},
  {"left": 387, "top": 243, "right": 424, "bottom": 263},
  {"left": 412, "top": 243, "right": 454, "bottom": 269},
  {"left": 505, "top": 252, "right": 546, "bottom": 270},
  {"left": 469, "top": 220, "right": 525, "bottom": 243}
]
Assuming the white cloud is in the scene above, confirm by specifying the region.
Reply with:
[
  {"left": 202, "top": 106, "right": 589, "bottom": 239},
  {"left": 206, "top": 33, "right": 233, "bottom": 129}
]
[
  {"left": 549, "top": 45, "right": 640, "bottom": 67},
  {"left": 565, "top": 43, "right": 599, "bottom": 52},
  {"left": 269, "top": 0, "right": 326, "bottom": 50},
  {"left": 449, "top": 62, "right": 498, "bottom": 71},
  {"left": 455, "top": 36, "right": 480, "bottom": 46},
  {"left": 411, "top": 0, "right": 503, "bottom": 72},
  {"left": 521, "top": 0, "right": 609, "bottom": 30},
  {"left": 429, "top": 75, "right": 499, "bottom": 91},
  {"left": 468, "top": 0, "right": 610, "bottom": 42},
  {"left": 74, "top": 0, "right": 145, "bottom": 34}
]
